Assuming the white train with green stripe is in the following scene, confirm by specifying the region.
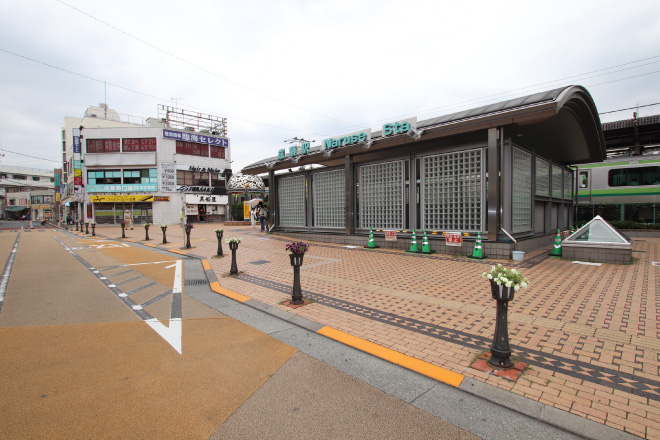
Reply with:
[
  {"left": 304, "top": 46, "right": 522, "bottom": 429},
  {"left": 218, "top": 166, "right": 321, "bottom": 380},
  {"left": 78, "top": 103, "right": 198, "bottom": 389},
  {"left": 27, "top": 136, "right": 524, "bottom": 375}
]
[{"left": 575, "top": 157, "right": 660, "bottom": 204}]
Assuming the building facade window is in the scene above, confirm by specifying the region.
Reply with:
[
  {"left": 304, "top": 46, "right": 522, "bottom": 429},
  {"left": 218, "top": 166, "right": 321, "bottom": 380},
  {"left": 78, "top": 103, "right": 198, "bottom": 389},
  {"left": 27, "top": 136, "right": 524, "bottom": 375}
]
[
  {"left": 278, "top": 175, "right": 306, "bottom": 227},
  {"left": 422, "top": 150, "right": 482, "bottom": 232},
  {"left": 87, "top": 139, "right": 120, "bottom": 153},
  {"left": 123, "top": 169, "right": 157, "bottom": 184},
  {"left": 512, "top": 148, "right": 532, "bottom": 233},
  {"left": 177, "top": 170, "right": 209, "bottom": 186},
  {"left": 210, "top": 173, "right": 225, "bottom": 188},
  {"left": 359, "top": 161, "right": 404, "bottom": 230},
  {"left": 312, "top": 169, "right": 345, "bottom": 228},
  {"left": 122, "top": 138, "right": 157, "bottom": 152},
  {"left": 87, "top": 170, "right": 121, "bottom": 185},
  {"left": 210, "top": 145, "right": 226, "bottom": 159},
  {"left": 176, "top": 140, "right": 209, "bottom": 157}
]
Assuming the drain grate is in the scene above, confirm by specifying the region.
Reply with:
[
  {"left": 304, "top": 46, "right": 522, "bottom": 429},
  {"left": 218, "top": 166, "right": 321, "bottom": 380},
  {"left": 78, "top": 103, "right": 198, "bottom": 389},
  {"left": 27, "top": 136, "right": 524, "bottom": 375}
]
[
  {"left": 249, "top": 260, "right": 271, "bottom": 265},
  {"left": 184, "top": 279, "right": 208, "bottom": 286}
]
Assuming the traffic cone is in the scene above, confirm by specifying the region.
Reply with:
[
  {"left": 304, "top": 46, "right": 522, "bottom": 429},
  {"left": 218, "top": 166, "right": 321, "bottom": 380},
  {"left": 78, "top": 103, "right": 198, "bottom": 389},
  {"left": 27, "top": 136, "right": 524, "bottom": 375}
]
[
  {"left": 407, "top": 229, "right": 419, "bottom": 253},
  {"left": 549, "top": 229, "right": 562, "bottom": 257},
  {"left": 467, "top": 231, "right": 487, "bottom": 259},
  {"left": 420, "top": 229, "right": 434, "bottom": 254},
  {"left": 364, "top": 227, "right": 379, "bottom": 249}
]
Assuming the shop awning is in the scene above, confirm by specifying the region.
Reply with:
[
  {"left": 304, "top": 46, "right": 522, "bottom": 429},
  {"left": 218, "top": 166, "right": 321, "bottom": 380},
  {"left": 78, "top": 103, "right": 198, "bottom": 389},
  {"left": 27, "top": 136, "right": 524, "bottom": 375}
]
[{"left": 6, "top": 206, "right": 28, "bottom": 212}]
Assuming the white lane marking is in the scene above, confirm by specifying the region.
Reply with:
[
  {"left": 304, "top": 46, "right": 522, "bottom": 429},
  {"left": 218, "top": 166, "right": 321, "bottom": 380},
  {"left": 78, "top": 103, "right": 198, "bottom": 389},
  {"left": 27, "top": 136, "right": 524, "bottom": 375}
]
[
  {"left": 122, "top": 260, "right": 178, "bottom": 267},
  {"left": 93, "top": 271, "right": 99, "bottom": 273},
  {"left": 164, "top": 263, "right": 176, "bottom": 269},
  {"left": 143, "top": 260, "right": 184, "bottom": 354},
  {"left": 100, "top": 277, "right": 107, "bottom": 280},
  {"left": 173, "top": 260, "right": 183, "bottom": 295},
  {"left": 108, "top": 284, "right": 116, "bottom": 287},
  {"left": 118, "top": 293, "right": 127, "bottom": 297},
  {"left": 132, "top": 305, "right": 143, "bottom": 310},
  {"left": 145, "top": 318, "right": 182, "bottom": 354}
]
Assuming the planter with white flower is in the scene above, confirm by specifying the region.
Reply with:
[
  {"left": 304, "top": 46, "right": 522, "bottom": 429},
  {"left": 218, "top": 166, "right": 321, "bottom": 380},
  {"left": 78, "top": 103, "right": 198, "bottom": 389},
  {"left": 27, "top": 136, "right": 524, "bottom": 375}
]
[
  {"left": 286, "top": 241, "right": 309, "bottom": 305},
  {"left": 160, "top": 225, "right": 168, "bottom": 244},
  {"left": 214, "top": 229, "right": 224, "bottom": 256},
  {"left": 482, "top": 264, "right": 530, "bottom": 369},
  {"left": 143, "top": 223, "right": 151, "bottom": 241},
  {"left": 225, "top": 237, "right": 242, "bottom": 274}
]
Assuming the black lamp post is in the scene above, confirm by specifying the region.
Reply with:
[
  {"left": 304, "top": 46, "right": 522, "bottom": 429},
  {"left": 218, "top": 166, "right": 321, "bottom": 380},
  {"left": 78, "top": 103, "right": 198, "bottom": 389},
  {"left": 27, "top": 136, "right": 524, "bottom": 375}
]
[
  {"left": 228, "top": 241, "right": 239, "bottom": 274},
  {"left": 91, "top": 223, "right": 96, "bottom": 236},
  {"left": 289, "top": 253, "right": 304, "bottom": 304},
  {"left": 184, "top": 225, "right": 192, "bottom": 248},
  {"left": 215, "top": 230, "right": 224, "bottom": 256},
  {"left": 489, "top": 281, "right": 515, "bottom": 369},
  {"left": 144, "top": 224, "right": 150, "bottom": 241},
  {"left": 161, "top": 226, "right": 167, "bottom": 244},
  {"left": 85, "top": 222, "right": 89, "bottom": 234},
  {"left": 120, "top": 221, "right": 126, "bottom": 238}
]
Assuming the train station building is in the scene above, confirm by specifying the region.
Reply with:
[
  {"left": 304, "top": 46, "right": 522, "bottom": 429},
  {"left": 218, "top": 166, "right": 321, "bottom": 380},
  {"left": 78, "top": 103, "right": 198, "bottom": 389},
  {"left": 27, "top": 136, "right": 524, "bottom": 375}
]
[{"left": 242, "top": 86, "right": 606, "bottom": 258}]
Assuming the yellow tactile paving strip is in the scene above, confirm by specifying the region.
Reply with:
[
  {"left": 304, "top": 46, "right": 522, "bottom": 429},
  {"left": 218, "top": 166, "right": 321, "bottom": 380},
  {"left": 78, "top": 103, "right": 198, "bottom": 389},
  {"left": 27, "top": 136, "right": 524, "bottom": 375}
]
[{"left": 93, "top": 223, "right": 660, "bottom": 439}]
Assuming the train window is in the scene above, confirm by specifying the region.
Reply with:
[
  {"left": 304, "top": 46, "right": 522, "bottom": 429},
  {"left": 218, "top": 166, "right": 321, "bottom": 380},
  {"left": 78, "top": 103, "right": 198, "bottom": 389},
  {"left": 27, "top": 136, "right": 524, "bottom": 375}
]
[
  {"left": 579, "top": 171, "right": 589, "bottom": 188},
  {"left": 608, "top": 166, "right": 660, "bottom": 187}
]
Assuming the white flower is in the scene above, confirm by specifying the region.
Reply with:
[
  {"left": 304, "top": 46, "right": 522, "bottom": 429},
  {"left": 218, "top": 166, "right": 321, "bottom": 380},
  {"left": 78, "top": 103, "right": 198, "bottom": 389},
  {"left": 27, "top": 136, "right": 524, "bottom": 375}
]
[
  {"left": 521, "top": 282, "right": 528, "bottom": 289},
  {"left": 506, "top": 282, "right": 512, "bottom": 288},
  {"left": 514, "top": 285, "right": 520, "bottom": 291},
  {"left": 496, "top": 280, "right": 502, "bottom": 286},
  {"left": 487, "top": 274, "right": 493, "bottom": 280},
  {"left": 482, "top": 272, "right": 487, "bottom": 277},
  {"left": 511, "top": 269, "right": 517, "bottom": 275}
]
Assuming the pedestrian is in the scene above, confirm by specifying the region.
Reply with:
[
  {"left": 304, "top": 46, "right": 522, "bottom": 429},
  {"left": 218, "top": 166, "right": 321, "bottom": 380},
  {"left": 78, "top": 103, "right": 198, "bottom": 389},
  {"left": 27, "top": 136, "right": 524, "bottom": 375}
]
[
  {"left": 26, "top": 212, "right": 33, "bottom": 229},
  {"left": 250, "top": 206, "right": 257, "bottom": 229},
  {"left": 124, "top": 209, "right": 133, "bottom": 230},
  {"left": 257, "top": 202, "right": 266, "bottom": 232}
]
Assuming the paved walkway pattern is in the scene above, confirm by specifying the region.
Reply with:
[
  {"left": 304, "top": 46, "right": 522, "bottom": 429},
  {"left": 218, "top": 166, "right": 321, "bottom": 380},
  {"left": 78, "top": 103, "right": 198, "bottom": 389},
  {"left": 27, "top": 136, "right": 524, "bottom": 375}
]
[{"left": 80, "top": 223, "right": 659, "bottom": 438}]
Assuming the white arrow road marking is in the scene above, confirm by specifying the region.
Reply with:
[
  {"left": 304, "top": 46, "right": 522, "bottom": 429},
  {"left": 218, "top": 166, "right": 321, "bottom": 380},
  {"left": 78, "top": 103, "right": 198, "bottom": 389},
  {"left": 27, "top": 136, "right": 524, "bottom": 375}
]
[{"left": 143, "top": 260, "right": 183, "bottom": 354}]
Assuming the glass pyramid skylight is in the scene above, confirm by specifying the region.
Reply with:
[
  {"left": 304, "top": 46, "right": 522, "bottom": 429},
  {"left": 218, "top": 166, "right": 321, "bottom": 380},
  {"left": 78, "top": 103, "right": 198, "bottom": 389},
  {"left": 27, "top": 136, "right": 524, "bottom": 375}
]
[{"left": 565, "top": 215, "right": 631, "bottom": 246}]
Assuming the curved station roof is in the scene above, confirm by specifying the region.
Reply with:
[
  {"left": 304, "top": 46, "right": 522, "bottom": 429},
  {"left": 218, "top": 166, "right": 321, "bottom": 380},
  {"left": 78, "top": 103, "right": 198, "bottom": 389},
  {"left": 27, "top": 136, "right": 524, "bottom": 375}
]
[{"left": 242, "top": 85, "right": 606, "bottom": 175}]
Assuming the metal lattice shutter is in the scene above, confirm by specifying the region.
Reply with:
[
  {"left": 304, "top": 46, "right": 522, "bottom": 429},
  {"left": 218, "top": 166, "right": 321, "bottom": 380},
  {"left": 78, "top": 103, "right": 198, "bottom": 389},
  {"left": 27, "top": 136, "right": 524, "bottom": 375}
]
[
  {"left": 312, "top": 169, "right": 345, "bottom": 228},
  {"left": 359, "top": 161, "right": 404, "bottom": 229},
  {"left": 563, "top": 169, "right": 572, "bottom": 200},
  {"left": 422, "top": 149, "right": 482, "bottom": 231},
  {"left": 278, "top": 175, "right": 306, "bottom": 227},
  {"left": 512, "top": 148, "right": 532, "bottom": 233},
  {"left": 535, "top": 158, "right": 550, "bottom": 196},
  {"left": 552, "top": 165, "right": 563, "bottom": 198}
]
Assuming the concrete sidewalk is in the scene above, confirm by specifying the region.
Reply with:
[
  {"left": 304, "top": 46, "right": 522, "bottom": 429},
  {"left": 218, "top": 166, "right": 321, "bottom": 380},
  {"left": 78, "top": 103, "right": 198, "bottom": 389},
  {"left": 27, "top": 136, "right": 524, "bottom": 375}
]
[{"left": 91, "top": 222, "right": 657, "bottom": 439}]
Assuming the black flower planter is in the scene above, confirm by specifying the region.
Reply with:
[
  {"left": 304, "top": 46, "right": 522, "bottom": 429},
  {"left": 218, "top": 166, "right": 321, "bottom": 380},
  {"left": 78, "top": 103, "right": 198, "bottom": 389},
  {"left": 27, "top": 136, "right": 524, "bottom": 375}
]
[
  {"left": 75, "top": 221, "right": 79, "bottom": 232},
  {"left": 161, "top": 227, "right": 167, "bottom": 244},
  {"left": 216, "top": 231, "right": 224, "bottom": 256},
  {"left": 85, "top": 223, "right": 89, "bottom": 234},
  {"left": 489, "top": 280, "right": 515, "bottom": 369},
  {"left": 91, "top": 224, "right": 96, "bottom": 236},
  {"left": 144, "top": 225, "right": 150, "bottom": 241},
  {"left": 229, "top": 241, "right": 239, "bottom": 274},
  {"left": 290, "top": 253, "right": 305, "bottom": 304},
  {"left": 121, "top": 222, "right": 126, "bottom": 238},
  {"left": 185, "top": 227, "right": 192, "bottom": 248}
]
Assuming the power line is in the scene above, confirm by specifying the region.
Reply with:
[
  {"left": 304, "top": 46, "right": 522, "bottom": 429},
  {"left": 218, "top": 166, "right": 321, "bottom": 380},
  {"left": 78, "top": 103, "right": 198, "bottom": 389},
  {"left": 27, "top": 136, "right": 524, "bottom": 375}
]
[
  {"left": 0, "top": 147, "right": 61, "bottom": 163},
  {"left": 55, "top": 0, "right": 354, "bottom": 127},
  {"left": 0, "top": 47, "right": 314, "bottom": 135},
  {"left": 599, "top": 102, "right": 660, "bottom": 115}
]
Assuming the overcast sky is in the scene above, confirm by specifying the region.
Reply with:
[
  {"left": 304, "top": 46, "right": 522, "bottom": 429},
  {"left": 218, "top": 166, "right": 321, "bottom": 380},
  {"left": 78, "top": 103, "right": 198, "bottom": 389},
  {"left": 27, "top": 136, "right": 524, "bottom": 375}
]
[{"left": 1, "top": 0, "right": 659, "bottom": 172}]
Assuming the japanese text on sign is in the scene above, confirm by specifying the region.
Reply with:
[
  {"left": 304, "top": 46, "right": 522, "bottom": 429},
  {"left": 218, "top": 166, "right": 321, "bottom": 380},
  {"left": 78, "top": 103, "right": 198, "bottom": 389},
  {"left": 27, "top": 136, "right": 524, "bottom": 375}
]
[{"left": 445, "top": 232, "right": 462, "bottom": 246}]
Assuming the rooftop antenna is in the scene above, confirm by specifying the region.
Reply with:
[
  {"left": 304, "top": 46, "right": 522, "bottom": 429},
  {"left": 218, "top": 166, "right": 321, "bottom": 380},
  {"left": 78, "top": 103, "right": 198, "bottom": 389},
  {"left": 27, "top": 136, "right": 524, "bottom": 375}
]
[{"left": 104, "top": 81, "right": 107, "bottom": 119}]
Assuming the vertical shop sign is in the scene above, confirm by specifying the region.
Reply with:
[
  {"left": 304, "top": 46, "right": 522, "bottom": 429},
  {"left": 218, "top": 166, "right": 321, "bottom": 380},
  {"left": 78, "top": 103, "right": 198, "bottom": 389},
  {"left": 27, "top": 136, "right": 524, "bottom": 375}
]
[{"left": 160, "top": 162, "right": 176, "bottom": 192}]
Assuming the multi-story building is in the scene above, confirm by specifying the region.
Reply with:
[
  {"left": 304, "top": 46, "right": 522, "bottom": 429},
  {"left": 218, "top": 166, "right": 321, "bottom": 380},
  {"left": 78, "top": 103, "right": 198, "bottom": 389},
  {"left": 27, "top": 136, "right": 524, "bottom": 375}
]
[
  {"left": 0, "top": 166, "right": 55, "bottom": 220},
  {"left": 62, "top": 104, "right": 231, "bottom": 225}
]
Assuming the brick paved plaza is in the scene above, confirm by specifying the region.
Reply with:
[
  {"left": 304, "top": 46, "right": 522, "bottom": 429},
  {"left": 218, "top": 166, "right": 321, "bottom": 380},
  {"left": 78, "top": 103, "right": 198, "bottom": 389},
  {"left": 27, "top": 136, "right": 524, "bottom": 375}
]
[{"left": 112, "top": 223, "right": 659, "bottom": 439}]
